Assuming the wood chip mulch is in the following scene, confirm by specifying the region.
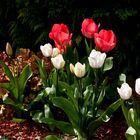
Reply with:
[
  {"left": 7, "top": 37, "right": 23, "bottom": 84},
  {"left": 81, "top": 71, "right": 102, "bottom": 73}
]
[{"left": 0, "top": 116, "right": 127, "bottom": 140}]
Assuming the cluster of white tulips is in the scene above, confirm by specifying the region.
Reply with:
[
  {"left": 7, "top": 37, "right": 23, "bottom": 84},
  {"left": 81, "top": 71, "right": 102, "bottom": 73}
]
[{"left": 40, "top": 43, "right": 107, "bottom": 78}]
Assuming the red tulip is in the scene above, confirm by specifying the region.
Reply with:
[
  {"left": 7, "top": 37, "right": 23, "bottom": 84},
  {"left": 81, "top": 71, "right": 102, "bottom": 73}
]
[
  {"left": 49, "top": 23, "right": 72, "bottom": 53},
  {"left": 81, "top": 18, "right": 100, "bottom": 38},
  {"left": 94, "top": 29, "right": 116, "bottom": 52}
]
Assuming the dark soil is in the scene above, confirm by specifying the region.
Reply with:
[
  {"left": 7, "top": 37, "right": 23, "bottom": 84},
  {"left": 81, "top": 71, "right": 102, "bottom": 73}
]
[{"left": 0, "top": 116, "right": 127, "bottom": 140}]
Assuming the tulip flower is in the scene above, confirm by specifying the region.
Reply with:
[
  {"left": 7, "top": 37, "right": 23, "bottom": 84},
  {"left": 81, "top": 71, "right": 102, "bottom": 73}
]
[
  {"left": 135, "top": 78, "right": 140, "bottom": 95},
  {"left": 70, "top": 62, "right": 86, "bottom": 78},
  {"left": 88, "top": 49, "right": 106, "bottom": 68},
  {"left": 49, "top": 23, "right": 72, "bottom": 53},
  {"left": 40, "top": 43, "right": 53, "bottom": 57},
  {"left": 51, "top": 54, "right": 65, "bottom": 69},
  {"left": 94, "top": 29, "right": 116, "bottom": 52},
  {"left": 81, "top": 18, "right": 100, "bottom": 38},
  {"left": 52, "top": 48, "right": 60, "bottom": 57},
  {"left": 117, "top": 83, "right": 132, "bottom": 100}
]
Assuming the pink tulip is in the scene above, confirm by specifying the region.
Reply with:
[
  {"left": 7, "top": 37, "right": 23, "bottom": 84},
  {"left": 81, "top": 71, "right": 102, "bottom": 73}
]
[
  {"left": 49, "top": 24, "right": 72, "bottom": 53},
  {"left": 81, "top": 18, "right": 100, "bottom": 38},
  {"left": 94, "top": 29, "right": 116, "bottom": 52}
]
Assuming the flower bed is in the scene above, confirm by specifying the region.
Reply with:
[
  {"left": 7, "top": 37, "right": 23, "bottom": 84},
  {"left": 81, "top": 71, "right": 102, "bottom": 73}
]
[{"left": 0, "top": 17, "right": 139, "bottom": 140}]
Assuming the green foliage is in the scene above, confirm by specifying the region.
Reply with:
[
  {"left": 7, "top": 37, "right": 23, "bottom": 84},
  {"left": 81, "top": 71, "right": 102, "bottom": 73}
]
[
  {"left": 118, "top": 74, "right": 140, "bottom": 139},
  {"left": 0, "top": 60, "right": 33, "bottom": 117},
  {"left": 31, "top": 43, "right": 121, "bottom": 139}
]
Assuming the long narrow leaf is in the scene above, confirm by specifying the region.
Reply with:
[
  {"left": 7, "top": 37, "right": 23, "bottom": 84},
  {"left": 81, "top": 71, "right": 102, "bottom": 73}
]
[
  {"left": 0, "top": 60, "right": 15, "bottom": 83},
  {"left": 43, "top": 135, "right": 61, "bottom": 140},
  {"left": 58, "top": 81, "right": 78, "bottom": 110},
  {"left": 3, "top": 95, "right": 16, "bottom": 106},
  {"left": 0, "top": 82, "right": 18, "bottom": 100},
  {"left": 42, "top": 118, "right": 75, "bottom": 135},
  {"left": 96, "top": 88, "right": 106, "bottom": 106},
  {"left": 18, "top": 65, "right": 32, "bottom": 102},
  {"left": 88, "top": 98, "right": 121, "bottom": 136},
  {"left": 32, "top": 111, "right": 75, "bottom": 135},
  {"left": 36, "top": 57, "right": 48, "bottom": 87},
  {"left": 52, "top": 97, "right": 80, "bottom": 128}
]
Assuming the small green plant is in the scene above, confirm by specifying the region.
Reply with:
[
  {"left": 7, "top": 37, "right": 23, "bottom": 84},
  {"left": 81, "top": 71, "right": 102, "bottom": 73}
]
[
  {"left": 0, "top": 60, "right": 32, "bottom": 118},
  {"left": 117, "top": 73, "right": 140, "bottom": 140}
]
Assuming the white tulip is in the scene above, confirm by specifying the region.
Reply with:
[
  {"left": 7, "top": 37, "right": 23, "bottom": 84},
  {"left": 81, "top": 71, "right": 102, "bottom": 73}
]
[
  {"left": 135, "top": 78, "right": 140, "bottom": 95},
  {"left": 88, "top": 49, "right": 106, "bottom": 68},
  {"left": 51, "top": 54, "right": 65, "bottom": 69},
  {"left": 40, "top": 43, "right": 53, "bottom": 57},
  {"left": 52, "top": 48, "right": 60, "bottom": 57},
  {"left": 70, "top": 62, "right": 86, "bottom": 78},
  {"left": 117, "top": 83, "right": 132, "bottom": 100}
]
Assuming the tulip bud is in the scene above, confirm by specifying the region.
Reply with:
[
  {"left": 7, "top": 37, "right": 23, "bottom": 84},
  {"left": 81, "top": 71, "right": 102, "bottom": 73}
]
[
  {"left": 135, "top": 78, "right": 140, "bottom": 95},
  {"left": 52, "top": 48, "right": 60, "bottom": 57},
  {"left": 40, "top": 43, "right": 53, "bottom": 57},
  {"left": 88, "top": 49, "right": 106, "bottom": 68},
  {"left": 70, "top": 62, "right": 86, "bottom": 78},
  {"left": 117, "top": 83, "right": 132, "bottom": 100},
  {"left": 70, "top": 63, "right": 74, "bottom": 74},
  {"left": 6, "top": 42, "right": 13, "bottom": 56},
  {"left": 51, "top": 54, "right": 65, "bottom": 69}
]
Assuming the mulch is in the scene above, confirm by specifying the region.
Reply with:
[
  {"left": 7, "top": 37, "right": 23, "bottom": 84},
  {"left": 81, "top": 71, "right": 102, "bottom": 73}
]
[{"left": 0, "top": 116, "right": 127, "bottom": 140}]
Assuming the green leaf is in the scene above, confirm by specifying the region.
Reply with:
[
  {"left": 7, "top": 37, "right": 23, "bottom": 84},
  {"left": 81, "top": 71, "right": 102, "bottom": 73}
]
[
  {"left": 33, "top": 91, "right": 45, "bottom": 102},
  {"left": 121, "top": 100, "right": 130, "bottom": 126},
  {"left": 12, "top": 118, "right": 26, "bottom": 123},
  {"left": 18, "top": 65, "right": 32, "bottom": 102},
  {"left": 96, "top": 88, "right": 106, "bottom": 106},
  {"left": 101, "top": 98, "right": 121, "bottom": 121},
  {"left": 31, "top": 111, "right": 44, "bottom": 123},
  {"left": 36, "top": 57, "right": 48, "bottom": 87},
  {"left": 42, "top": 117, "right": 75, "bottom": 135},
  {"left": 49, "top": 69, "right": 57, "bottom": 87},
  {"left": 83, "top": 85, "right": 93, "bottom": 106},
  {"left": 58, "top": 81, "right": 78, "bottom": 110},
  {"left": 88, "top": 98, "right": 121, "bottom": 136},
  {"left": 125, "top": 126, "right": 136, "bottom": 140},
  {"left": 43, "top": 135, "right": 61, "bottom": 140},
  {"left": 52, "top": 97, "right": 80, "bottom": 127},
  {"left": 103, "top": 57, "right": 113, "bottom": 72},
  {"left": 119, "top": 73, "right": 126, "bottom": 83},
  {"left": 44, "top": 104, "right": 53, "bottom": 118},
  {"left": 0, "top": 82, "right": 11, "bottom": 90},
  {"left": 0, "top": 60, "right": 15, "bottom": 84},
  {"left": 3, "top": 95, "right": 16, "bottom": 106},
  {"left": 31, "top": 110, "right": 75, "bottom": 135}
]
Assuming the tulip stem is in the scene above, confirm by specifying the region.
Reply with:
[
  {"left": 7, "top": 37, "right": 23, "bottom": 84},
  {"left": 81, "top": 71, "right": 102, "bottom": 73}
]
[
  {"left": 55, "top": 69, "right": 59, "bottom": 96},
  {"left": 77, "top": 78, "right": 83, "bottom": 97},
  {"left": 90, "top": 39, "right": 92, "bottom": 51},
  {"left": 94, "top": 69, "right": 99, "bottom": 87}
]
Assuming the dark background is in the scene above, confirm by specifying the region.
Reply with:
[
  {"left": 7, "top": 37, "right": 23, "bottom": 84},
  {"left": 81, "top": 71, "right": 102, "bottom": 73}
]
[{"left": 0, "top": 0, "right": 140, "bottom": 81}]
